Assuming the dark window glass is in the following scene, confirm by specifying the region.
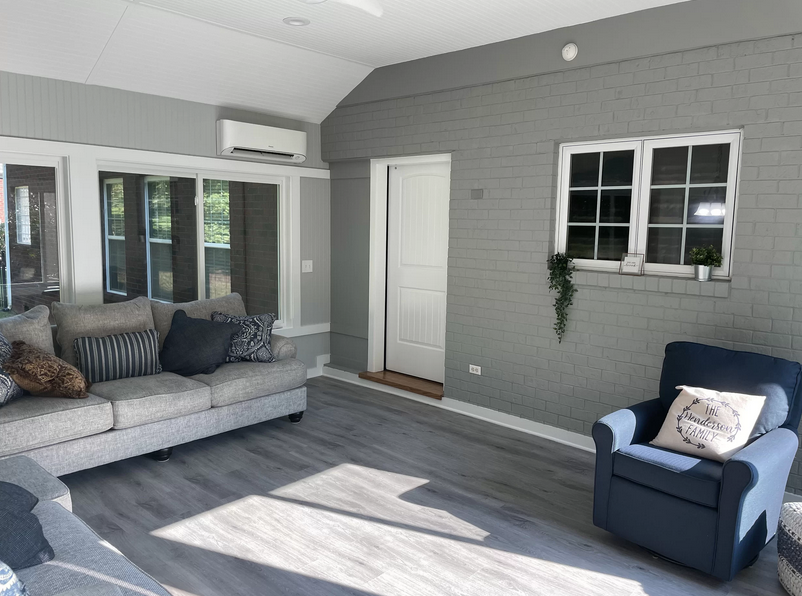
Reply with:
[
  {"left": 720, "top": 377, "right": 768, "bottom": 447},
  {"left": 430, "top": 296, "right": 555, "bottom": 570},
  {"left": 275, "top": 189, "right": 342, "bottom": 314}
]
[
  {"left": 647, "top": 227, "right": 682, "bottom": 264},
  {"left": 686, "top": 187, "right": 726, "bottom": 225},
  {"left": 690, "top": 144, "right": 730, "bottom": 184},
  {"left": 651, "top": 146, "right": 689, "bottom": 185},
  {"left": 597, "top": 227, "right": 629, "bottom": 260},
  {"left": 601, "top": 150, "right": 635, "bottom": 186},
  {"left": 570, "top": 153, "right": 600, "bottom": 187},
  {"left": 599, "top": 190, "right": 631, "bottom": 223},
  {"left": 649, "top": 188, "right": 686, "bottom": 224},
  {"left": 685, "top": 228, "right": 724, "bottom": 264},
  {"left": 566, "top": 226, "right": 595, "bottom": 259},
  {"left": 568, "top": 191, "right": 597, "bottom": 223}
]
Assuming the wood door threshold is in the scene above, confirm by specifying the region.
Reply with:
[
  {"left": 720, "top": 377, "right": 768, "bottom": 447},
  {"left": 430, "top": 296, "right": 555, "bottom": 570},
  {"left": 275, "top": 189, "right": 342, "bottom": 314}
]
[{"left": 358, "top": 370, "right": 444, "bottom": 400}]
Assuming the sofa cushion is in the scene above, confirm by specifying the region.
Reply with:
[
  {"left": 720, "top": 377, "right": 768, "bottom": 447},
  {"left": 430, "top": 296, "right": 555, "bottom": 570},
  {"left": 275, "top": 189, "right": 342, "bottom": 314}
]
[
  {"left": 90, "top": 372, "right": 211, "bottom": 429},
  {"left": 660, "top": 341, "right": 802, "bottom": 438},
  {"left": 17, "top": 501, "right": 170, "bottom": 596},
  {"left": 0, "top": 306, "right": 54, "bottom": 355},
  {"left": 52, "top": 297, "right": 155, "bottom": 367},
  {"left": 270, "top": 335, "right": 296, "bottom": 361},
  {"left": 0, "top": 395, "right": 113, "bottom": 458},
  {"left": 191, "top": 359, "right": 307, "bottom": 407},
  {"left": 614, "top": 443, "right": 722, "bottom": 508},
  {"left": 151, "top": 293, "right": 246, "bottom": 350}
]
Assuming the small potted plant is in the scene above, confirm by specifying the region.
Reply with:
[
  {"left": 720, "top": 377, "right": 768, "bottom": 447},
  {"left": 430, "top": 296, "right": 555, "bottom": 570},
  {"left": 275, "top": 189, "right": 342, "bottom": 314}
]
[{"left": 688, "top": 245, "right": 722, "bottom": 282}]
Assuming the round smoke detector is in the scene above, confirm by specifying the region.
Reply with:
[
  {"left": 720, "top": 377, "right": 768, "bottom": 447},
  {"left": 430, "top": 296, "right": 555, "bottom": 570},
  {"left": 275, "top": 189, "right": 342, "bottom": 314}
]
[{"left": 562, "top": 43, "right": 578, "bottom": 62}]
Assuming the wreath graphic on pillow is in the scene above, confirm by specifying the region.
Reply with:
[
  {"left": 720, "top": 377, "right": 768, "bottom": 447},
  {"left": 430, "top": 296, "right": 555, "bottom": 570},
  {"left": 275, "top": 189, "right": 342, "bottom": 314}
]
[{"left": 675, "top": 397, "right": 742, "bottom": 451}]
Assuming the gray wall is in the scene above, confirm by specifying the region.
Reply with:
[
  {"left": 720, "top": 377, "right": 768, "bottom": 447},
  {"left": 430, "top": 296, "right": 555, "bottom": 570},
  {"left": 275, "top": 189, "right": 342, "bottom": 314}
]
[
  {"left": 300, "top": 177, "right": 331, "bottom": 326},
  {"left": 342, "top": 0, "right": 802, "bottom": 108},
  {"left": 323, "top": 32, "right": 802, "bottom": 493},
  {"left": 0, "top": 70, "right": 326, "bottom": 169},
  {"left": 329, "top": 161, "right": 371, "bottom": 372}
]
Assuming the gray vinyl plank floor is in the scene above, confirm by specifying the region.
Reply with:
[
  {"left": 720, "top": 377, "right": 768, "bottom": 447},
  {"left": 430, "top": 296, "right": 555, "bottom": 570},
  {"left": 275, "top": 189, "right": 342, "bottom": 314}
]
[{"left": 63, "top": 377, "right": 784, "bottom": 596}]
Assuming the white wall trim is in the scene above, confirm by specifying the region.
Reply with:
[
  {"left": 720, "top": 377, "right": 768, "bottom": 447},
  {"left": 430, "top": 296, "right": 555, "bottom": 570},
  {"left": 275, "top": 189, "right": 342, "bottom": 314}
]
[
  {"left": 276, "top": 323, "right": 330, "bottom": 337},
  {"left": 321, "top": 366, "right": 595, "bottom": 452},
  {"left": 307, "top": 354, "right": 332, "bottom": 379},
  {"left": 367, "top": 153, "right": 452, "bottom": 373}
]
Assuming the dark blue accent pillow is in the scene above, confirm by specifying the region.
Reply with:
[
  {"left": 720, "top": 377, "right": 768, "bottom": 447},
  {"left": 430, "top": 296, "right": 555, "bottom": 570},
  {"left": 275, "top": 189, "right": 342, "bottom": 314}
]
[
  {"left": 0, "top": 484, "right": 53, "bottom": 570},
  {"left": 0, "top": 483, "right": 37, "bottom": 515},
  {"left": 74, "top": 329, "right": 162, "bottom": 383},
  {"left": 211, "top": 312, "right": 276, "bottom": 363},
  {"left": 660, "top": 341, "right": 802, "bottom": 438},
  {"left": 0, "top": 562, "right": 28, "bottom": 596},
  {"left": 160, "top": 310, "right": 240, "bottom": 376},
  {"left": 0, "top": 334, "right": 22, "bottom": 408}
]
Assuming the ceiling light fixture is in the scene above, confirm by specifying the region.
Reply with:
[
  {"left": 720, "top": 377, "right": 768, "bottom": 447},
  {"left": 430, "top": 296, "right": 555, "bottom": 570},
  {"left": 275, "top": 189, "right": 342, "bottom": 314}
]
[{"left": 283, "top": 16, "right": 311, "bottom": 26}]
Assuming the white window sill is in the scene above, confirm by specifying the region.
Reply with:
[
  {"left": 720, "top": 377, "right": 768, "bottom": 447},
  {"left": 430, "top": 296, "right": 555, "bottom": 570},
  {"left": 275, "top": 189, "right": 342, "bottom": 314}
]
[{"left": 572, "top": 270, "right": 731, "bottom": 298}]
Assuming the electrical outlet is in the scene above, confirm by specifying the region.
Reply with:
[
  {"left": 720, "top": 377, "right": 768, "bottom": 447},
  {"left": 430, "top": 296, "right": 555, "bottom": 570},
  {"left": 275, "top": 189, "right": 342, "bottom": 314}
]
[
  {"left": 302, "top": 260, "right": 314, "bottom": 273},
  {"left": 469, "top": 364, "right": 482, "bottom": 375}
]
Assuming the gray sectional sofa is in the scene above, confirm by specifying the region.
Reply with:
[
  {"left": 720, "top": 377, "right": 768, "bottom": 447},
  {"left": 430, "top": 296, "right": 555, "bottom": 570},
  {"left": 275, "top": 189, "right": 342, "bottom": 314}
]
[{"left": 0, "top": 292, "right": 307, "bottom": 477}]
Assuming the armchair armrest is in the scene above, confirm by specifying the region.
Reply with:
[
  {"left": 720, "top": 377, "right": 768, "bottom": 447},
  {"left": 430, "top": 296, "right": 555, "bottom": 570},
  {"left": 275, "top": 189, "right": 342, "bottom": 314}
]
[
  {"left": 714, "top": 427, "right": 799, "bottom": 580},
  {"left": 271, "top": 334, "right": 297, "bottom": 361},
  {"left": 591, "top": 398, "right": 666, "bottom": 529}
]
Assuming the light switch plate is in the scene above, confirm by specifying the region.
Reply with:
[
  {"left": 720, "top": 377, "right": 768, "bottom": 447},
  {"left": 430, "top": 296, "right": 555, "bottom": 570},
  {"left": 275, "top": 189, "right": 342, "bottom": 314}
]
[{"left": 302, "top": 260, "right": 314, "bottom": 273}]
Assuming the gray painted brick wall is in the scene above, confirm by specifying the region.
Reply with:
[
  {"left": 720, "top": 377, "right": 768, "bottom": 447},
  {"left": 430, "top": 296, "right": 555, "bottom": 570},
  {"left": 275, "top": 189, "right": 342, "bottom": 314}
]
[{"left": 322, "top": 32, "right": 802, "bottom": 493}]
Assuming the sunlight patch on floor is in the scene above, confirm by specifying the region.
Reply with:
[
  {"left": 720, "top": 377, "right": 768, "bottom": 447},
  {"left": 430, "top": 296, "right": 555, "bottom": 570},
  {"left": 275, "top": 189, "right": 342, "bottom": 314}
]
[{"left": 151, "top": 464, "right": 644, "bottom": 596}]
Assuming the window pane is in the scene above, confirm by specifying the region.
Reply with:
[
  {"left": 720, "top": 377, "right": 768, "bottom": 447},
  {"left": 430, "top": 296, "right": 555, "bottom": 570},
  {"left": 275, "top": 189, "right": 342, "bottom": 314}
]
[
  {"left": 601, "top": 150, "right": 634, "bottom": 186},
  {"left": 597, "top": 226, "right": 629, "bottom": 260},
  {"left": 107, "top": 239, "right": 126, "bottom": 293},
  {"left": 1, "top": 165, "right": 60, "bottom": 317},
  {"left": 566, "top": 226, "right": 595, "bottom": 259},
  {"left": 651, "top": 146, "right": 689, "bottom": 185},
  {"left": 599, "top": 190, "right": 631, "bottom": 223},
  {"left": 204, "top": 179, "right": 230, "bottom": 245},
  {"left": 690, "top": 144, "right": 730, "bottom": 184},
  {"left": 99, "top": 172, "right": 197, "bottom": 304},
  {"left": 687, "top": 187, "right": 726, "bottom": 225},
  {"left": 570, "top": 153, "right": 600, "bottom": 187},
  {"left": 647, "top": 227, "right": 682, "bottom": 264},
  {"left": 205, "top": 246, "right": 231, "bottom": 299},
  {"left": 568, "top": 190, "right": 597, "bottom": 223},
  {"left": 649, "top": 188, "right": 685, "bottom": 224},
  {"left": 685, "top": 228, "right": 724, "bottom": 264}
]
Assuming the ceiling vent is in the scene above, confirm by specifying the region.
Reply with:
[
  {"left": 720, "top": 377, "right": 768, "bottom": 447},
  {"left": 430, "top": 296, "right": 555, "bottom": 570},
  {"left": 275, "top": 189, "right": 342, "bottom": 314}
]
[{"left": 216, "top": 120, "right": 307, "bottom": 164}]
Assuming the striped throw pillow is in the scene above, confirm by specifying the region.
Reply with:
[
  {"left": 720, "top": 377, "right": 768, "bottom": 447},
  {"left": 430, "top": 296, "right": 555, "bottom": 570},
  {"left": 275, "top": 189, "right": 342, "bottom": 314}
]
[{"left": 74, "top": 329, "right": 162, "bottom": 383}]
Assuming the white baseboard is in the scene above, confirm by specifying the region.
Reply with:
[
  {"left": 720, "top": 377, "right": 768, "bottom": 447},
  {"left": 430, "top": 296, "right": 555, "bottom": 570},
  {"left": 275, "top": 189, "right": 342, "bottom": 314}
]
[
  {"left": 321, "top": 366, "right": 595, "bottom": 453},
  {"left": 306, "top": 354, "right": 331, "bottom": 379}
]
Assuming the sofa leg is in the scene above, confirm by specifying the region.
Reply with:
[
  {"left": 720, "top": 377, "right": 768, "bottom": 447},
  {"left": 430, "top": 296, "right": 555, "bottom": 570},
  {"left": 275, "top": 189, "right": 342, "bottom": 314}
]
[
  {"left": 288, "top": 412, "right": 304, "bottom": 424},
  {"left": 150, "top": 447, "right": 173, "bottom": 462}
]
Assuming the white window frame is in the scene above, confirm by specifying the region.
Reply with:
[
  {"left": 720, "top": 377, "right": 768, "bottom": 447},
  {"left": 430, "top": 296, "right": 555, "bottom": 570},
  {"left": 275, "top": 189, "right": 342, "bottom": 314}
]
[
  {"left": 103, "top": 178, "right": 126, "bottom": 295},
  {"left": 144, "top": 176, "right": 173, "bottom": 303},
  {"left": 556, "top": 130, "right": 742, "bottom": 279},
  {"left": 14, "top": 186, "right": 31, "bottom": 245}
]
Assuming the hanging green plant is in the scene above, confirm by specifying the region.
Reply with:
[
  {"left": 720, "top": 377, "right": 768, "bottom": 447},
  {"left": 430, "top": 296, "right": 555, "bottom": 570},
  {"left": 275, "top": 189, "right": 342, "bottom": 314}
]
[{"left": 547, "top": 253, "right": 577, "bottom": 343}]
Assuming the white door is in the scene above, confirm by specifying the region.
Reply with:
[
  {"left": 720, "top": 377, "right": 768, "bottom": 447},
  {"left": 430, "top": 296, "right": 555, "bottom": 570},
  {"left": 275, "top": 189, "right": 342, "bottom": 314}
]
[{"left": 385, "top": 162, "right": 450, "bottom": 383}]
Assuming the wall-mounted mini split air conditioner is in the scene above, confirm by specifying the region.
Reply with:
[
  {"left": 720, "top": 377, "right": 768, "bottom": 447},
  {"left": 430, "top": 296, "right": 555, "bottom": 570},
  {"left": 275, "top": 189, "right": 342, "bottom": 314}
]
[{"left": 216, "top": 120, "right": 307, "bottom": 164}]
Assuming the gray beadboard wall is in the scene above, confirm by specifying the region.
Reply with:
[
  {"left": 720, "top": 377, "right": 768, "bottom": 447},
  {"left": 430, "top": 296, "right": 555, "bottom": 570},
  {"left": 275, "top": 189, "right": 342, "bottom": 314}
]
[
  {"left": 323, "top": 31, "right": 802, "bottom": 493},
  {"left": 0, "top": 70, "right": 325, "bottom": 168},
  {"left": 0, "top": 69, "right": 331, "bottom": 371}
]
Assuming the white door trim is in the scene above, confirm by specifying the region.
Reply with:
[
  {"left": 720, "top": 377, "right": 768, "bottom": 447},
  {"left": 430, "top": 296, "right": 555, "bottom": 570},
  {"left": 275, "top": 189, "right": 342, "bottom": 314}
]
[{"left": 367, "top": 153, "right": 452, "bottom": 373}]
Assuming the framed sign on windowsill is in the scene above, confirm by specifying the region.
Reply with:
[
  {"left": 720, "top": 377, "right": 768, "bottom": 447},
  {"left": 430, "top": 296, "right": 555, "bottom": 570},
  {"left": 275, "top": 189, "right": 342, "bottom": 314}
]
[{"left": 620, "top": 253, "right": 645, "bottom": 276}]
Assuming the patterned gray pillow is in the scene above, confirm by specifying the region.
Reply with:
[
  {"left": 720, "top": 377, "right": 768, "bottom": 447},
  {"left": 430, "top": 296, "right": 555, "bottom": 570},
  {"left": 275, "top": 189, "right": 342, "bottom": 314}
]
[
  {"left": 210, "top": 312, "right": 276, "bottom": 363},
  {"left": 0, "top": 334, "right": 23, "bottom": 408}
]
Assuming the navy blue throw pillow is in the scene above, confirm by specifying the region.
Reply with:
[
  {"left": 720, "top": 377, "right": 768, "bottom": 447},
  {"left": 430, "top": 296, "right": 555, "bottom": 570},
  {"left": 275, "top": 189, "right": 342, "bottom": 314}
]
[
  {"left": 0, "top": 506, "right": 54, "bottom": 570},
  {"left": 160, "top": 310, "right": 240, "bottom": 376},
  {"left": 0, "top": 483, "right": 37, "bottom": 515},
  {"left": 0, "top": 562, "right": 28, "bottom": 596}
]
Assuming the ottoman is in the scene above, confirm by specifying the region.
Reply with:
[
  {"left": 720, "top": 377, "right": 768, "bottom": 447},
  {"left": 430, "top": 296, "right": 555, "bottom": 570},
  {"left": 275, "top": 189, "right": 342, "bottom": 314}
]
[
  {"left": 780, "top": 502, "right": 802, "bottom": 595},
  {"left": 0, "top": 455, "right": 72, "bottom": 510}
]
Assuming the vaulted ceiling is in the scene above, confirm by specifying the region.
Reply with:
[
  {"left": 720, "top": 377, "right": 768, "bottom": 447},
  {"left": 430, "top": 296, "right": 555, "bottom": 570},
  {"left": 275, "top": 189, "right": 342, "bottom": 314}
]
[{"left": 0, "top": 0, "right": 692, "bottom": 123}]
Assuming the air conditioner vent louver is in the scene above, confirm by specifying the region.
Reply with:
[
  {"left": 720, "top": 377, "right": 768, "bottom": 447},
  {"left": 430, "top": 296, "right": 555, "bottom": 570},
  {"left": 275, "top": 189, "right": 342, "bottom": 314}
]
[{"left": 216, "top": 120, "right": 307, "bottom": 164}]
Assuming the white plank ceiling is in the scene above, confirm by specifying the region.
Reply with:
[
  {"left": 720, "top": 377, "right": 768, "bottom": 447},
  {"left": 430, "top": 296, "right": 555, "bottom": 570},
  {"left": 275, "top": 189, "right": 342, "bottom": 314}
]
[{"left": 0, "top": 0, "right": 692, "bottom": 123}]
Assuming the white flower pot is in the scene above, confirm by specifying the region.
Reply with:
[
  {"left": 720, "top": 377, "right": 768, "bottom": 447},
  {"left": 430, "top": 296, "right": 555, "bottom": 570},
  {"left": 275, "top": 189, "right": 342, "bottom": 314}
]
[{"left": 694, "top": 264, "right": 712, "bottom": 282}]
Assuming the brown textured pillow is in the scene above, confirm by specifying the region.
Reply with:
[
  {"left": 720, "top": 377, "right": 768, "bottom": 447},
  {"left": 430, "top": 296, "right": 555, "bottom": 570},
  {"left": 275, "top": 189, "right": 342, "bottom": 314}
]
[{"left": 4, "top": 341, "right": 90, "bottom": 398}]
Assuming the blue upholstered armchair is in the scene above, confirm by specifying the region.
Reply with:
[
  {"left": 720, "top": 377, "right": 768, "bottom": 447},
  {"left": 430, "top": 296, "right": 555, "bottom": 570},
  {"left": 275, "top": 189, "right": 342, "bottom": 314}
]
[{"left": 593, "top": 341, "right": 802, "bottom": 581}]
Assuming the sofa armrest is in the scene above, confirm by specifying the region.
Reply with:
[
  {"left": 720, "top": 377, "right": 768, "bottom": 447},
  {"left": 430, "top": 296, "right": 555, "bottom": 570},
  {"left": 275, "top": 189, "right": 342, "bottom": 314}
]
[
  {"left": 271, "top": 334, "right": 297, "bottom": 361},
  {"left": 715, "top": 427, "right": 799, "bottom": 580},
  {"left": 591, "top": 398, "right": 665, "bottom": 529}
]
